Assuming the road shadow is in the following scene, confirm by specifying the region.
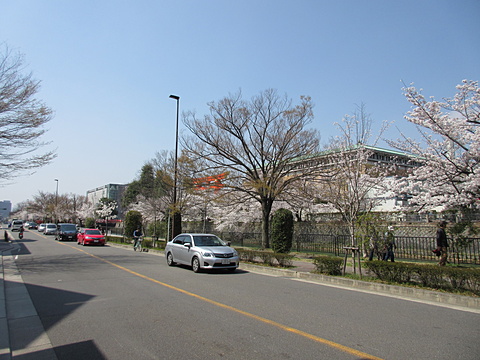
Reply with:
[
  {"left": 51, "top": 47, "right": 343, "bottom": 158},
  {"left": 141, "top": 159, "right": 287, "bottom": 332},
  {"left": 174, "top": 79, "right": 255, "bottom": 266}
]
[
  {"left": 168, "top": 263, "right": 248, "bottom": 275},
  {"left": 6, "top": 280, "right": 98, "bottom": 358},
  {"left": 15, "top": 340, "right": 107, "bottom": 360}
]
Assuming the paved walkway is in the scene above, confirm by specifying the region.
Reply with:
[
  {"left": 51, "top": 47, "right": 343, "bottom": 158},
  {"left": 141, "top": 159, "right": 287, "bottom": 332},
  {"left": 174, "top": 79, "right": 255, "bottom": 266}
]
[{"left": 1, "top": 230, "right": 57, "bottom": 360}]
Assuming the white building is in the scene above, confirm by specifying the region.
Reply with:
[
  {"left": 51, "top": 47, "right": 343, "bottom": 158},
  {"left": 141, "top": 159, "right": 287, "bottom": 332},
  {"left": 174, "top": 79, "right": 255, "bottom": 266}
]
[
  {"left": 0, "top": 200, "right": 12, "bottom": 222},
  {"left": 86, "top": 184, "right": 127, "bottom": 218}
]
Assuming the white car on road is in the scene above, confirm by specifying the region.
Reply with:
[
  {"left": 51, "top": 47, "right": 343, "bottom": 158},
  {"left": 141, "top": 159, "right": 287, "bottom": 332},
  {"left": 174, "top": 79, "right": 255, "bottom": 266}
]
[{"left": 165, "top": 233, "right": 239, "bottom": 273}]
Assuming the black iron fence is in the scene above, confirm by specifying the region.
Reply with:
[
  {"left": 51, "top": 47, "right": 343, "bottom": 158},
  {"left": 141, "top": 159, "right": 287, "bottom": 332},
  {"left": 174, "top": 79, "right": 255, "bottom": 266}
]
[{"left": 222, "top": 232, "right": 480, "bottom": 265}]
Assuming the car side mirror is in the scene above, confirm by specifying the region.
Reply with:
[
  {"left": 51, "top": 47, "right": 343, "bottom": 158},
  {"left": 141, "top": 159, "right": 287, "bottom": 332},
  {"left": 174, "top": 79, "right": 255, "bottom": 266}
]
[
  {"left": 184, "top": 243, "right": 191, "bottom": 248},
  {"left": 226, "top": 241, "right": 231, "bottom": 246}
]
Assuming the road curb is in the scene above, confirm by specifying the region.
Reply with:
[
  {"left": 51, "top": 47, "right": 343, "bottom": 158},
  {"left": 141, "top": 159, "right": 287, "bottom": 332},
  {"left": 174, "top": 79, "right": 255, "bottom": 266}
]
[{"left": 239, "top": 263, "right": 480, "bottom": 311}]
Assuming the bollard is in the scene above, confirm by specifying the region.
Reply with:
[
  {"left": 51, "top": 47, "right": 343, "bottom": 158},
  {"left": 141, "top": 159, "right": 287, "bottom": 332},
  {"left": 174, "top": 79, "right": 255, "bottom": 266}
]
[{"left": 4, "top": 230, "right": 8, "bottom": 242}]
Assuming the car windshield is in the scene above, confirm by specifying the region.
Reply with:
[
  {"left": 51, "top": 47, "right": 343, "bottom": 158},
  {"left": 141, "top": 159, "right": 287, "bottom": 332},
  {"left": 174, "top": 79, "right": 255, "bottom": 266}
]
[
  {"left": 85, "top": 230, "right": 102, "bottom": 235},
  {"left": 60, "top": 225, "right": 76, "bottom": 231},
  {"left": 46, "top": 224, "right": 56, "bottom": 228},
  {"left": 193, "top": 235, "right": 225, "bottom": 247}
]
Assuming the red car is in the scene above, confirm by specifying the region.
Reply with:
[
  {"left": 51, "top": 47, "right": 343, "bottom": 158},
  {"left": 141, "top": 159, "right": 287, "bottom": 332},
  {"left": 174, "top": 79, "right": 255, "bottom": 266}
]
[{"left": 77, "top": 228, "right": 106, "bottom": 246}]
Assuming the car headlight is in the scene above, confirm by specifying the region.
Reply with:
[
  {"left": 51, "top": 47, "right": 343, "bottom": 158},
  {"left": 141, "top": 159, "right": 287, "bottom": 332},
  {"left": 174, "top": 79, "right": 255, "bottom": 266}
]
[
  {"left": 202, "top": 251, "right": 213, "bottom": 257},
  {"left": 233, "top": 249, "right": 238, "bottom": 256}
]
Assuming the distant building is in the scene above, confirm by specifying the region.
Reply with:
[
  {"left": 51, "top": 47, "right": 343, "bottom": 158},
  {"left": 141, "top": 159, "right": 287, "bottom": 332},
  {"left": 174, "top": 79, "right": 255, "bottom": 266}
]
[
  {"left": 288, "top": 145, "right": 422, "bottom": 213},
  {"left": 0, "top": 200, "right": 12, "bottom": 222},
  {"left": 86, "top": 184, "right": 127, "bottom": 218}
]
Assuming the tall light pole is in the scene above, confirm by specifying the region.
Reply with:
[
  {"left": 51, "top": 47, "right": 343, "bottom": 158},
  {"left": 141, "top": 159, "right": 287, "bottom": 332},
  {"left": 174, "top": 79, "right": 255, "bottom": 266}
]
[
  {"left": 54, "top": 179, "right": 59, "bottom": 223},
  {"left": 169, "top": 94, "right": 180, "bottom": 240}
]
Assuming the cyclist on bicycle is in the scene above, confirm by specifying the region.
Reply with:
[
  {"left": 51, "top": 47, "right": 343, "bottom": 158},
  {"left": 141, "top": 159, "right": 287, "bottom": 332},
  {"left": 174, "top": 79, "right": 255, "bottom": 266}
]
[{"left": 133, "top": 227, "right": 142, "bottom": 250}]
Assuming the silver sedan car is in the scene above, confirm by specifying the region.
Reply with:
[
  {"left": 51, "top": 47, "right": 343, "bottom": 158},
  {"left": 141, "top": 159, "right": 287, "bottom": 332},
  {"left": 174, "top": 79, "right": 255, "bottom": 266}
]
[{"left": 165, "top": 233, "right": 239, "bottom": 273}]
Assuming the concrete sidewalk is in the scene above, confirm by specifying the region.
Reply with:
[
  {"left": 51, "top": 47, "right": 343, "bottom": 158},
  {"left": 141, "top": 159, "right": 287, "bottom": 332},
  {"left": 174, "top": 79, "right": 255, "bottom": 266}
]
[{"left": 0, "top": 230, "right": 57, "bottom": 360}]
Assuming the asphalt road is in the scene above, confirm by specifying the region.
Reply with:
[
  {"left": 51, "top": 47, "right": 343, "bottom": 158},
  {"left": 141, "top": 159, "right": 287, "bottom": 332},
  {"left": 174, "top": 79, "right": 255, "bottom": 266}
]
[{"left": 11, "top": 229, "right": 480, "bottom": 360}]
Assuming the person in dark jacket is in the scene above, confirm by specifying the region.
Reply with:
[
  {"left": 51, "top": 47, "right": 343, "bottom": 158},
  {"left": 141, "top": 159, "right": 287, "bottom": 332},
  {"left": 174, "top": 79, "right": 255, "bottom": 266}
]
[
  {"left": 133, "top": 227, "right": 142, "bottom": 249},
  {"left": 436, "top": 221, "right": 449, "bottom": 266}
]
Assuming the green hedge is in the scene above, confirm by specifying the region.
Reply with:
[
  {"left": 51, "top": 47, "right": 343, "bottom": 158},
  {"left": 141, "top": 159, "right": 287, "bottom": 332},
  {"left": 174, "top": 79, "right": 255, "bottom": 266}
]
[
  {"left": 313, "top": 255, "right": 343, "bottom": 275},
  {"left": 237, "top": 249, "right": 294, "bottom": 267},
  {"left": 364, "top": 261, "right": 480, "bottom": 295}
]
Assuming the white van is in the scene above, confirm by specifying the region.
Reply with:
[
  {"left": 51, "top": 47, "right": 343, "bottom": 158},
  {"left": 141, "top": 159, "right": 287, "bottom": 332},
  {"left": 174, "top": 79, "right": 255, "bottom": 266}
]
[{"left": 11, "top": 220, "right": 24, "bottom": 231}]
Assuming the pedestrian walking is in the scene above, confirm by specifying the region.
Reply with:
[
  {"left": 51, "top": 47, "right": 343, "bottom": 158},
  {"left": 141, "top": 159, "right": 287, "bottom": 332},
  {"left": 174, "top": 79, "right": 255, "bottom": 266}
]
[
  {"left": 436, "top": 221, "right": 449, "bottom": 266},
  {"left": 368, "top": 234, "right": 381, "bottom": 261},
  {"left": 383, "top": 226, "right": 396, "bottom": 262}
]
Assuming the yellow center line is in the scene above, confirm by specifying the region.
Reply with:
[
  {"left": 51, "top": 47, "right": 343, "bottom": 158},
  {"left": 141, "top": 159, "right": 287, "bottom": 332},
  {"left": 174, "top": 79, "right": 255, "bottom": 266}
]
[{"left": 62, "top": 242, "right": 383, "bottom": 360}]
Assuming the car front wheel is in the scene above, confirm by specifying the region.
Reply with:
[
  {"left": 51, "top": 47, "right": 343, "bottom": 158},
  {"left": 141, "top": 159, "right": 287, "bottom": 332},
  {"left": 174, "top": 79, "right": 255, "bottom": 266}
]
[
  {"left": 192, "top": 257, "right": 201, "bottom": 273},
  {"left": 166, "top": 252, "right": 175, "bottom": 266}
]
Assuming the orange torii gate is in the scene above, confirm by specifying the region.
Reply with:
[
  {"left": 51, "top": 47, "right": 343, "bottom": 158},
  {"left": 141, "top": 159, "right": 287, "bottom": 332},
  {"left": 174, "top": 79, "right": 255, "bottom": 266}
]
[{"left": 193, "top": 173, "right": 226, "bottom": 191}]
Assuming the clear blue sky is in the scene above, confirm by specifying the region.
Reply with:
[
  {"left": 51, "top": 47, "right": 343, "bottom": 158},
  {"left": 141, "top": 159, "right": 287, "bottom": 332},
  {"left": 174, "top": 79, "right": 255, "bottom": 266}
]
[{"left": 1, "top": 0, "right": 479, "bottom": 209}]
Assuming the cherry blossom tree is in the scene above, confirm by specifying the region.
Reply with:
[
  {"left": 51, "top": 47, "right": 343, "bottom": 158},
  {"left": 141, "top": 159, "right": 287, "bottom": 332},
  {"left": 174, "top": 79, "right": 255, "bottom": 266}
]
[
  {"left": 76, "top": 199, "right": 97, "bottom": 225},
  {"left": 389, "top": 80, "right": 480, "bottom": 211},
  {"left": 95, "top": 198, "right": 117, "bottom": 233}
]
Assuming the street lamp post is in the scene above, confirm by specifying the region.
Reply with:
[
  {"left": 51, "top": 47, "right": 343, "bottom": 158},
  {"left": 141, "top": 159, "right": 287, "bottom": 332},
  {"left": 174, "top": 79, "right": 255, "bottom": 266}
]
[
  {"left": 169, "top": 94, "right": 180, "bottom": 240},
  {"left": 54, "top": 179, "right": 59, "bottom": 223}
]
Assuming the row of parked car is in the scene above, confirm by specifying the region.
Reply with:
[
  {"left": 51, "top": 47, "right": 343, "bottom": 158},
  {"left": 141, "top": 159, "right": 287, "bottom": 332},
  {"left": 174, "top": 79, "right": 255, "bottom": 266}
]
[
  {"left": 35, "top": 222, "right": 106, "bottom": 245},
  {"left": 12, "top": 220, "right": 240, "bottom": 273}
]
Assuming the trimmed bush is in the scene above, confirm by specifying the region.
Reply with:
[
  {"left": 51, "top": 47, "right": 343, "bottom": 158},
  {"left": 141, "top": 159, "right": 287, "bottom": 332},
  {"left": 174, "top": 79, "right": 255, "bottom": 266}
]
[
  {"left": 364, "top": 261, "right": 413, "bottom": 283},
  {"left": 274, "top": 253, "right": 294, "bottom": 267},
  {"left": 271, "top": 208, "right": 294, "bottom": 253},
  {"left": 258, "top": 251, "right": 276, "bottom": 266},
  {"left": 313, "top": 255, "right": 343, "bottom": 275},
  {"left": 464, "top": 269, "right": 480, "bottom": 293},
  {"left": 364, "top": 261, "right": 480, "bottom": 295},
  {"left": 237, "top": 249, "right": 256, "bottom": 262}
]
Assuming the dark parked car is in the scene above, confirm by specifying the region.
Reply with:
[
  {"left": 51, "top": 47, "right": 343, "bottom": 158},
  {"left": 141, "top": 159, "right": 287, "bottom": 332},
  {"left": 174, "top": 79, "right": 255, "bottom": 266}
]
[
  {"left": 55, "top": 223, "right": 78, "bottom": 241},
  {"left": 25, "top": 221, "right": 38, "bottom": 229}
]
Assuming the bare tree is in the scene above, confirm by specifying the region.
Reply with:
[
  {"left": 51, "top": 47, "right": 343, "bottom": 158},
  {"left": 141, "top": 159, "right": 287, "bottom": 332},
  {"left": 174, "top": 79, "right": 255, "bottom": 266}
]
[
  {"left": 183, "top": 89, "right": 320, "bottom": 248},
  {"left": 26, "top": 191, "right": 56, "bottom": 221},
  {"left": 0, "top": 45, "right": 56, "bottom": 182}
]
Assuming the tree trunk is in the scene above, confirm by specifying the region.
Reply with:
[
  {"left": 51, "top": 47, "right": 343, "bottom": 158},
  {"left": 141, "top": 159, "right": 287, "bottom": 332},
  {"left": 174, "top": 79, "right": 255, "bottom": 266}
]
[{"left": 261, "top": 199, "right": 273, "bottom": 249}]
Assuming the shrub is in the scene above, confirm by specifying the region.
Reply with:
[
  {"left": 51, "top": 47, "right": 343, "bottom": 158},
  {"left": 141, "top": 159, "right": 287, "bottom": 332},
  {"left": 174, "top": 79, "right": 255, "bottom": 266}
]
[
  {"left": 413, "top": 264, "right": 448, "bottom": 289},
  {"left": 313, "top": 255, "right": 343, "bottom": 275},
  {"left": 237, "top": 249, "right": 256, "bottom": 262},
  {"left": 271, "top": 208, "right": 294, "bottom": 253},
  {"left": 84, "top": 217, "right": 95, "bottom": 228},
  {"left": 274, "top": 253, "right": 294, "bottom": 267},
  {"left": 142, "top": 239, "right": 153, "bottom": 248},
  {"left": 443, "top": 267, "right": 468, "bottom": 289},
  {"left": 364, "top": 261, "right": 414, "bottom": 283},
  {"left": 258, "top": 251, "right": 276, "bottom": 266},
  {"left": 464, "top": 269, "right": 480, "bottom": 294}
]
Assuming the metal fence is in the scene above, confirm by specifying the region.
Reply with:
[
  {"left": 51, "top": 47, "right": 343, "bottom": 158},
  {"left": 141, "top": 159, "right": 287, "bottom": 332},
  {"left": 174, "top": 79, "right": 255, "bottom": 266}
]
[{"left": 222, "top": 232, "right": 480, "bottom": 265}]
